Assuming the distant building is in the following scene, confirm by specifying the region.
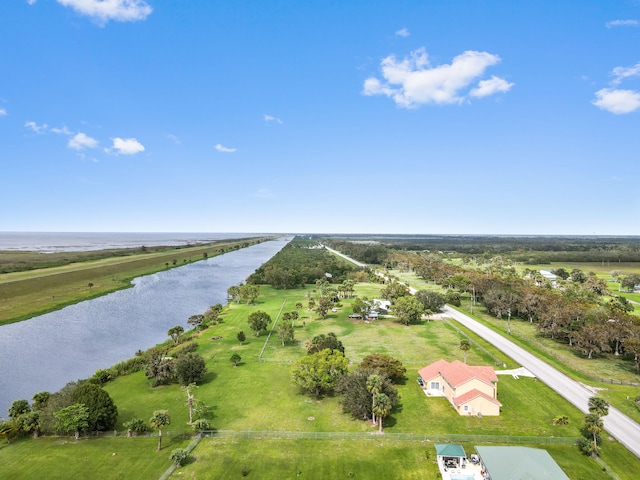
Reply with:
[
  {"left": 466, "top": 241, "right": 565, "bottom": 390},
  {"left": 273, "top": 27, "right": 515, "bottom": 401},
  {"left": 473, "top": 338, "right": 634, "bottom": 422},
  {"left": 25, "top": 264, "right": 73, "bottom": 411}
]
[
  {"left": 539, "top": 270, "right": 558, "bottom": 287},
  {"left": 475, "top": 446, "right": 570, "bottom": 480}
]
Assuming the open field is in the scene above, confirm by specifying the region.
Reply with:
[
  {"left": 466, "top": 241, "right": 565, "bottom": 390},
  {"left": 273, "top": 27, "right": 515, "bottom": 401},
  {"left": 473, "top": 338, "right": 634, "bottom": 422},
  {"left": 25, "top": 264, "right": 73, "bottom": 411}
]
[
  {"left": 0, "top": 238, "right": 266, "bottom": 325},
  {"left": 2, "top": 282, "right": 639, "bottom": 479},
  {"left": 172, "top": 439, "right": 615, "bottom": 480},
  {"left": 0, "top": 436, "right": 191, "bottom": 480}
]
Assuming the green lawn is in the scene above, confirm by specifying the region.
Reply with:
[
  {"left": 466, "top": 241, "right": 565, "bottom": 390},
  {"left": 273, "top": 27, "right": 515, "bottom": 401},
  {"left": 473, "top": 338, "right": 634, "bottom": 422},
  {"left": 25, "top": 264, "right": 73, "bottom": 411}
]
[
  {"left": 3, "top": 283, "right": 639, "bottom": 479},
  {"left": 0, "top": 436, "right": 190, "bottom": 480}
]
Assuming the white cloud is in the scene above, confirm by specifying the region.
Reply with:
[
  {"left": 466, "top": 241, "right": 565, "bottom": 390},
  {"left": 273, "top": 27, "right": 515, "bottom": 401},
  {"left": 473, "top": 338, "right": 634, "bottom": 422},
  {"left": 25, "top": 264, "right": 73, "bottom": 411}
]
[
  {"left": 68, "top": 132, "right": 98, "bottom": 150},
  {"left": 27, "top": 0, "right": 37, "bottom": 5},
  {"left": 56, "top": 0, "right": 152, "bottom": 23},
  {"left": 363, "top": 47, "right": 509, "bottom": 107},
  {"left": 611, "top": 62, "right": 640, "bottom": 86},
  {"left": 166, "top": 133, "right": 181, "bottom": 144},
  {"left": 51, "top": 125, "right": 72, "bottom": 135},
  {"left": 264, "top": 114, "right": 283, "bottom": 124},
  {"left": 395, "top": 28, "right": 410, "bottom": 37},
  {"left": 606, "top": 19, "right": 639, "bottom": 28},
  {"left": 25, "top": 121, "right": 48, "bottom": 133},
  {"left": 111, "top": 137, "right": 145, "bottom": 154},
  {"left": 470, "top": 75, "right": 514, "bottom": 97},
  {"left": 0, "top": 107, "right": 6, "bottom": 116},
  {"left": 215, "top": 143, "right": 236, "bottom": 153},
  {"left": 592, "top": 88, "right": 640, "bottom": 114}
]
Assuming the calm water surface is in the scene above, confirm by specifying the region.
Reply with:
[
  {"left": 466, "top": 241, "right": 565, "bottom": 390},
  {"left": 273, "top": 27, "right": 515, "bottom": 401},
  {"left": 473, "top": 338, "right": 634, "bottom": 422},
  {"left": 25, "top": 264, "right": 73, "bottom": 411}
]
[{"left": 0, "top": 237, "right": 290, "bottom": 416}]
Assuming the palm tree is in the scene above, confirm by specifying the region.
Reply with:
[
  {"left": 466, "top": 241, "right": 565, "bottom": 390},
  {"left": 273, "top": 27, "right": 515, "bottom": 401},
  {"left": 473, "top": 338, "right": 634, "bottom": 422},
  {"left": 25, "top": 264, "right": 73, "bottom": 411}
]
[
  {"left": 366, "top": 375, "right": 383, "bottom": 425},
  {"left": 459, "top": 339, "right": 471, "bottom": 364},
  {"left": 372, "top": 393, "right": 392, "bottom": 433},
  {"left": 588, "top": 397, "right": 609, "bottom": 418},
  {"left": 584, "top": 413, "right": 604, "bottom": 457},
  {"left": 149, "top": 410, "right": 171, "bottom": 451},
  {"left": 182, "top": 384, "right": 197, "bottom": 424}
]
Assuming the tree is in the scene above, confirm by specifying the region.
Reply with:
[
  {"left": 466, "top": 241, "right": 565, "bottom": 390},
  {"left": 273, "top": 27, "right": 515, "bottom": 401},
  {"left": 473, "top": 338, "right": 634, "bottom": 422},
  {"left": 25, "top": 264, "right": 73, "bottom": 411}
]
[
  {"left": 291, "top": 349, "right": 348, "bottom": 397},
  {"left": 351, "top": 296, "right": 372, "bottom": 320},
  {"left": 315, "top": 297, "right": 331, "bottom": 319},
  {"left": 182, "top": 383, "right": 198, "bottom": 424},
  {"left": 170, "top": 448, "right": 189, "bottom": 467},
  {"left": 336, "top": 369, "right": 398, "bottom": 422},
  {"left": 392, "top": 295, "right": 424, "bottom": 325},
  {"left": 588, "top": 396, "right": 609, "bottom": 418},
  {"left": 32, "top": 391, "right": 51, "bottom": 411},
  {"left": 168, "top": 325, "right": 184, "bottom": 344},
  {"left": 8, "top": 400, "right": 31, "bottom": 421},
  {"left": 54, "top": 403, "right": 89, "bottom": 440},
  {"left": 239, "top": 284, "right": 260, "bottom": 304},
  {"left": 583, "top": 413, "right": 604, "bottom": 457},
  {"left": 415, "top": 290, "right": 445, "bottom": 314},
  {"left": 621, "top": 274, "right": 640, "bottom": 292},
  {"left": 71, "top": 383, "right": 119, "bottom": 431},
  {"left": 237, "top": 331, "right": 246, "bottom": 343},
  {"left": 380, "top": 281, "right": 410, "bottom": 301},
  {"left": 277, "top": 321, "right": 295, "bottom": 346},
  {"left": 372, "top": 393, "right": 392, "bottom": 433},
  {"left": 230, "top": 353, "right": 242, "bottom": 367},
  {"left": 366, "top": 375, "right": 383, "bottom": 425},
  {"left": 149, "top": 410, "right": 171, "bottom": 451},
  {"left": 227, "top": 285, "right": 240, "bottom": 303},
  {"left": 306, "top": 332, "right": 345, "bottom": 355},
  {"left": 358, "top": 354, "right": 406, "bottom": 383},
  {"left": 308, "top": 298, "right": 316, "bottom": 319},
  {"left": 459, "top": 339, "right": 471, "bottom": 364},
  {"left": 146, "top": 351, "right": 175, "bottom": 386},
  {"left": 16, "top": 411, "right": 41, "bottom": 438},
  {"left": 123, "top": 418, "right": 148, "bottom": 437},
  {"left": 175, "top": 352, "right": 207, "bottom": 385},
  {"left": 187, "top": 314, "right": 205, "bottom": 330},
  {"left": 248, "top": 310, "right": 271, "bottom": 336},
  {"left": 204, "top": 303, "right": 224, "bottom": 325}
]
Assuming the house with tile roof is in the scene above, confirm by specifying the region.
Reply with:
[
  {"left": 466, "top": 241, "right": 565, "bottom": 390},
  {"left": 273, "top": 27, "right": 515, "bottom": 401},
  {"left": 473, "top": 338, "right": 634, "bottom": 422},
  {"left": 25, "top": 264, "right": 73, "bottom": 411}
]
[{"left": 418, "top": 359, "right": 501, "bottom": 416}]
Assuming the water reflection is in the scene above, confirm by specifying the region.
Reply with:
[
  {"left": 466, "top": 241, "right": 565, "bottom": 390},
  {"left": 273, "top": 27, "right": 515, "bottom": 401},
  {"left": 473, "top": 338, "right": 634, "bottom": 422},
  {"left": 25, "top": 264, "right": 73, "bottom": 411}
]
[{"left": 0, "top": 238, "right": 290, "bottom": 416}]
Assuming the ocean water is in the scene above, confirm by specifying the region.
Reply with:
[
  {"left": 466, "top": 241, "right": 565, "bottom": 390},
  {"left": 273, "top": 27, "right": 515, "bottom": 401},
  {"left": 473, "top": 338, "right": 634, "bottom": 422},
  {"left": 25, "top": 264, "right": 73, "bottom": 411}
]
[{"left": 0, "top": 231, "right": 270, "bottom": 253}]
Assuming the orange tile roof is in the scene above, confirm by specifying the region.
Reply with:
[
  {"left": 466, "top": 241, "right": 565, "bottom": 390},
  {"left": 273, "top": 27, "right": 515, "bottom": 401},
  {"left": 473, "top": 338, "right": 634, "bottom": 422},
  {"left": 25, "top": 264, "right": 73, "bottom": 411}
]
[
  {"left": 453, "top": 388, "right": 502, "bottom": 407},
  {"left": 418, "top": 359, "right": 498, "bottom": 388}
]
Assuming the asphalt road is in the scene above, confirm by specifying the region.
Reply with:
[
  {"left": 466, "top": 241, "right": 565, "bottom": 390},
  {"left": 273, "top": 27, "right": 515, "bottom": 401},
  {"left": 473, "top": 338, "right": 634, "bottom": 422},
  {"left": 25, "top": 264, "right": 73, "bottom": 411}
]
[
  {"left": 322, "top": 244, "right": 640, "bottom": 458},
  {"left": 443, "top": 305, "right": 640, "bottom": 459}
]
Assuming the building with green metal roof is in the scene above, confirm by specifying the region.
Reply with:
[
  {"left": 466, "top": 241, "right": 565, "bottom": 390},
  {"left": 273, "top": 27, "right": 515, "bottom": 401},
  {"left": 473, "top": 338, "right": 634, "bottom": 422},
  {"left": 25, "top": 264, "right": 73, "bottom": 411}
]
[{"left": 475, "top": 446, "right": 569, "bottom": 480}]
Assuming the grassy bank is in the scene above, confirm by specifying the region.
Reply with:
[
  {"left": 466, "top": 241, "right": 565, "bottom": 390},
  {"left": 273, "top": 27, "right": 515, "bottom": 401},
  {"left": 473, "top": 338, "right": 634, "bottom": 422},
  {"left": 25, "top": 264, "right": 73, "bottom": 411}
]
[{"left": 0, "top": 237, "right": 268, "bottom": 326}]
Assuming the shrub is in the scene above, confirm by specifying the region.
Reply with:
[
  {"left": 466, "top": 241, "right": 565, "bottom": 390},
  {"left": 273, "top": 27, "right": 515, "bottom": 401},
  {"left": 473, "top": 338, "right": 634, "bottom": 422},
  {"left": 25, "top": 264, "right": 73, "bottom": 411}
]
[
  {"left": 175, "top": 352, "right": 207, "bottom": 385},
  {"left": 170, "top": 448, "right": 189, "bottom": 466}
]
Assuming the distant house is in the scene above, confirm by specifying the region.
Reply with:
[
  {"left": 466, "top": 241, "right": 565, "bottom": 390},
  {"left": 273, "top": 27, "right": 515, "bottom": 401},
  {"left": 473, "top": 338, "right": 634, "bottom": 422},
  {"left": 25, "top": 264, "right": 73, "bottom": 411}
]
[
  {"left": 539, "top": 270, "right": 558, "bottom": 287},
  {"left": 373, "top": 299, "right": 391, "bottom": 314},
  {"left": 475, "top": 446, "right": 569, "bottom": 480},
  {"left": 418, "top": 359, "right": 501, "bottom": 416}
]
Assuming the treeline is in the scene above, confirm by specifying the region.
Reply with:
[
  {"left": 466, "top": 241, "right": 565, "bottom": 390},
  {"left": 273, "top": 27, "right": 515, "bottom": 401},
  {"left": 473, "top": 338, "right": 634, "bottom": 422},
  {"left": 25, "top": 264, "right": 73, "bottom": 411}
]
[
  {"left": 248, "top": 238, "right": 357, "bottom": 289},
  {"left": 319, "top": 235, "right": 640, "bottom": 263},
  {"left": 322, "top": 240, "right": 389, "bottom": 265},
  {"left": 408, "top": 254, "right": 640, "bottom": 372}
]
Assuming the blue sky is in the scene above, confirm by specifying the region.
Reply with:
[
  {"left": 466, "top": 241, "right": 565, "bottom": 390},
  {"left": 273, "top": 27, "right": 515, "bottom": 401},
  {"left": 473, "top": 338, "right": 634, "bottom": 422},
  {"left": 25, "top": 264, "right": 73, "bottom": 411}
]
[{"left": 1, "top": 0, "right": 639, "bottom": 235}]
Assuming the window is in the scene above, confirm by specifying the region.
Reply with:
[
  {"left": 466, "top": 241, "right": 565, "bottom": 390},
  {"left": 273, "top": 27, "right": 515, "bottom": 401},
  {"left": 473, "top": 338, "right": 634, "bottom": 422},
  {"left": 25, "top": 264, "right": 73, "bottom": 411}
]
[
  {"left": 430, "top": 381, "right": 440, "bottom": 390},
  {"left": 463, "top": 405, "right": 469, "bottom": 412}
]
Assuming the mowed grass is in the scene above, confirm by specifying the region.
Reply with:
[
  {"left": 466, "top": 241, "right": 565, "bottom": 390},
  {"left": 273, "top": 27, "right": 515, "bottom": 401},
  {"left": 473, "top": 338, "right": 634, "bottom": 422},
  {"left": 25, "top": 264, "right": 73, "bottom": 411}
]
[
  {"left": 174, "top": 440, "right": 614, "bottom": 480},
  {"left": 4, "top": 282, "right": 639, "bottom": 479},
  {"left": 0, "top": 436, "right": 190, "bottom": 480}
]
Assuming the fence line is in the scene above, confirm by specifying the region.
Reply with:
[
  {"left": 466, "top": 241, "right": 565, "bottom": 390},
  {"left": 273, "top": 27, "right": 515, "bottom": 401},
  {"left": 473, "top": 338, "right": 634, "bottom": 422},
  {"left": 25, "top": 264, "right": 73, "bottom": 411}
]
[
  {"left": 158, "top": 435, "right": 202, "bottom": 480},
  {"left": 199, "top": 429, "right": 578, "bottom": 445}
]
